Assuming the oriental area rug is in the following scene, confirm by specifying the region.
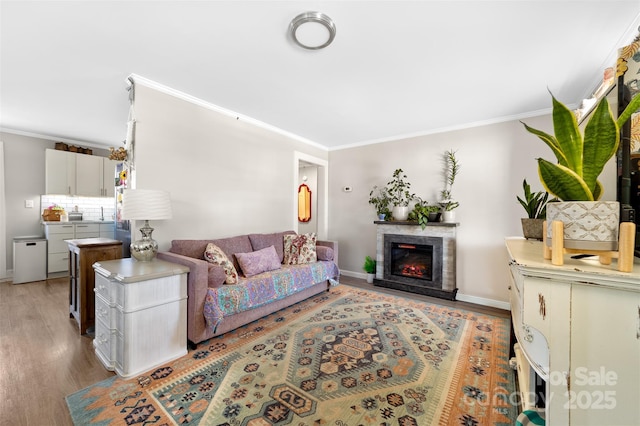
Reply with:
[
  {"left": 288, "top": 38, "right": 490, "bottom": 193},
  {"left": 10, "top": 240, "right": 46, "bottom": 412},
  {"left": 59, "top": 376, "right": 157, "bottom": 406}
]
[{"left": 66, "top": 286, "right": 517, "bottom": 425}]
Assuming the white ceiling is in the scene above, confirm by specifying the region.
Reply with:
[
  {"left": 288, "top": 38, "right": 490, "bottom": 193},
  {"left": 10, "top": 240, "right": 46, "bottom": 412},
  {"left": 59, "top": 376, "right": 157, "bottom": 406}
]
[{"left": 1, "top": 1, "right": 640, "bottom": 150}]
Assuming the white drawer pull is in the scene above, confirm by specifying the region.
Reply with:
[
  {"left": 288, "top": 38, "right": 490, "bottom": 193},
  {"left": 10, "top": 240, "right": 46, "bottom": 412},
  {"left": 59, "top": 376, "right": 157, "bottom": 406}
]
[
  {"left": 96, "top": 333, "right": 108, "bottom": 345},
  {"left": 97, "top": 307, "right": 108, "bottom": 317}
]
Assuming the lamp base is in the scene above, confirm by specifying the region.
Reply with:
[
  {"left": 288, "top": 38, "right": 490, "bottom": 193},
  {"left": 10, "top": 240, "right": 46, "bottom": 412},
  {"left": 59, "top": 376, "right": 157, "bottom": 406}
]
[{"left": 130, "top": 220, "right": 158, "bottom": 261}]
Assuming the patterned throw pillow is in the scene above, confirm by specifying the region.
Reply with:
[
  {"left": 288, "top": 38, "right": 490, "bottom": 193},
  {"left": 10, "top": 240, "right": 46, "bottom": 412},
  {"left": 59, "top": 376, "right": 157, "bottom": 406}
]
[
  {"left": 204, "top": 243, "right": 239, "bottom": 285},
  {"left": 283, "top": 233, "right": 317, "bottom": 265},
  {"left": 235, "top": 245, "right": 282, "bottom": 277}
]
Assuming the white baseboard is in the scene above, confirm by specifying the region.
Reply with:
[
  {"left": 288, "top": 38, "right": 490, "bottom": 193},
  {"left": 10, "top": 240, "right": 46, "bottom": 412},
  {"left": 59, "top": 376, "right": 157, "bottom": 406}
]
[
  {"left": 340, "top": 270, "right": 367, "bottom": 280},
  {"left": 456, "top": 293, "right": 510, "bottom": 311},
  {"left": 340, "top": 269, "right": 510, "bottom": 311}
]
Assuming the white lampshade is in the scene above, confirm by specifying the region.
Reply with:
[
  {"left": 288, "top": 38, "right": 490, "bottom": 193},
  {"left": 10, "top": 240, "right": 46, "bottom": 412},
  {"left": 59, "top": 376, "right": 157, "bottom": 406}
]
[{"left": 121, "top": 189, "right": 172, "bottom": 221}]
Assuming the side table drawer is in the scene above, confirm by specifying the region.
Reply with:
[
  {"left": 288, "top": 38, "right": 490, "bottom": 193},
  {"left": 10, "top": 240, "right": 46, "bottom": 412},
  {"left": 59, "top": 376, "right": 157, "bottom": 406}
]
[
  {"left": 94, "top": 319, "right": 117, "bottom": 366},
  {"left": 95, "top": 294, "right": 117, "bottom": 329},
  {"left": 95, "top": 273, "right": 115, "bottom": 302}
]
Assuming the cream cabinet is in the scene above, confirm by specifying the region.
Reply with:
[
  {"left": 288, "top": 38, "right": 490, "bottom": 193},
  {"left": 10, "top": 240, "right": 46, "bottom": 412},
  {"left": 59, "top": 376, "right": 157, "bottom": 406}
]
[
  {"left": 75, "top": 154, "right": 103, "bottom": 197},
  {"left": 43, "top": 222, "right": 112, "bottom": 273},
  {"left": 45, "top": 149, "right": 76, "bottom": 195},
  {"left": 569, "top": 285, "right": 640, "bottom": 425},
  {"left": 506, "top": 238, "right": 640, "bottom": 425},
  {"left": 45, "top": 149, "right": 117, "bottom": 197},
  {"left": 44, "top": 223, "right": 75, "bottom": 273},
  {"left": 73, "top": 223, "right": 100, "bottom": 239},
  {"left": 93, "top": 258, "right": 189, "bottom": 378}
]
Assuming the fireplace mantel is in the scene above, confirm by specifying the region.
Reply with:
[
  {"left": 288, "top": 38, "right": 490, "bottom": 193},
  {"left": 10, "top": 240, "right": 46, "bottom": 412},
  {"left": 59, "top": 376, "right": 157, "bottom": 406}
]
[{"left": 374, "top": 221, "right": 458, "bottom": 300}]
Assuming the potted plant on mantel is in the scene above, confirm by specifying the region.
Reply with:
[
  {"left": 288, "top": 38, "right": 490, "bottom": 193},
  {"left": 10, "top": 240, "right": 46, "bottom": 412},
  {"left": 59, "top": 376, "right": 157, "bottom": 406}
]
[
  {"left": 368, "top": 185, "right": 392, "bottom": 220},
  {"left": 517, "top": 179, "right": 550, "bottom": 240},
  {"left": 439, "top": 149, "right": 461, "bottom": 222},
  {"left": 386, "top": 168, "right": 416, "bottom": 221},
  {"left": 522, "top": 92, "right": 640, "bottom": 249},
  {"left": 408, "top": 198, "right": 441, "bottom": 229}
]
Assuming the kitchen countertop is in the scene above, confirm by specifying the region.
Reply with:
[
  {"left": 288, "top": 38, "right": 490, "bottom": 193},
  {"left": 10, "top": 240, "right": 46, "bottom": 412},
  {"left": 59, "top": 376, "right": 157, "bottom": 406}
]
[{"left": 42, "top": 220, "right": 115, "bottom": 225}]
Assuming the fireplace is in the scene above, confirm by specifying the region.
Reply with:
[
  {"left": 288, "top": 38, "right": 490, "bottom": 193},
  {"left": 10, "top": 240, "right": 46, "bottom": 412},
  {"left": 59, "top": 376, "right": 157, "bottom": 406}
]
[
  {"left": 385, "top": 234, "right": 442, "bottom": 288},
  {"left": 374, "top": 222, "right": 457, "bottom": 300}
]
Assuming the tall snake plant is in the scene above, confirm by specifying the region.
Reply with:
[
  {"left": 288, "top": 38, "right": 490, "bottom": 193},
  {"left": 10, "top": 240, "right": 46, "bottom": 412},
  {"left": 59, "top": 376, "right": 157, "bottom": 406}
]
[{"left": 522, "top": 93, "right": 640, "bottom": 201}]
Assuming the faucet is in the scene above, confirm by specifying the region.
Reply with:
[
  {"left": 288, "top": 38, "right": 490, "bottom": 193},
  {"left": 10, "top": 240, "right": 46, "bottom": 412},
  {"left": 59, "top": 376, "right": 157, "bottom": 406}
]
[{"left": 100, "top": 206, "right": 104, "bottom": 221}]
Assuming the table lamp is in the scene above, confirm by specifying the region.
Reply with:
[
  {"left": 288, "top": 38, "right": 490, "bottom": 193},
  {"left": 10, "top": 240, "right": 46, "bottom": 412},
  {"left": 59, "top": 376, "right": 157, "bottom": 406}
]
[{"left": 121, "top": 189, "right": 172, "bottom": 261}]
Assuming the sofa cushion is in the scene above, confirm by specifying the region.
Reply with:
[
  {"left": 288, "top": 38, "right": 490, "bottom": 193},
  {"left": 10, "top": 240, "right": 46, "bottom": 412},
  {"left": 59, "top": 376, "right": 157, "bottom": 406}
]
[
  {"left": 204, "top": 243, "right": 239, "bottom": 285},
  {"left": 283, "top": 233, "right": 317, "bottom": 265},
  {"left": 248, "top": 231, "right": 295, "bottom": 263},
  {"left": 316, "top": 245, "right": 334, "bottom": 261},
  {"left": 235, "top": 245, "right": 282, "bottom": 277},
  {"left": 210, "top": 235, "right": 253, "bottom": 271}
]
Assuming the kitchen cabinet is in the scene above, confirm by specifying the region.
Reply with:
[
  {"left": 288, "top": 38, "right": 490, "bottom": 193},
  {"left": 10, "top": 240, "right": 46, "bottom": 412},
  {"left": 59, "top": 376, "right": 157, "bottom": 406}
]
[
  {"left": 75, "top": 155, "right": 102, "bottom": 196},
  {"left": 74, "top": 223, "right": 99, "bottom": 239},
  {"left": 45, "top": 149, "right": 117, "bottom": 197},
  {"left": 93, "top": 258, "right": 188, "bottom": 377},
  {"left": 102, "top": 158, "right": 118, "bottom": 197},
  {"left": 506, "top": 238, "right": 640, "bottom": 425},
  {"left": 45, "top": 149, "right": 76, "bottom": 195},
  {"left": 44, "top": 223, "right": 75, "bottom": 273},
  {"left": 67, "top": 238, "right": 122, "bottom": 334},
  {"left": 44, "top": 222, "right": 115, "bottom": 273}
]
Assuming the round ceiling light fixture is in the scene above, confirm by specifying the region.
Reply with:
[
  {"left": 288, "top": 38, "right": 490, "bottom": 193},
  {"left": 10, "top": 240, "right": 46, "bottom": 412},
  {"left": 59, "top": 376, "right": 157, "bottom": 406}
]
[{"left": 289, "top": 12, "right": 336, "bottom": 50}]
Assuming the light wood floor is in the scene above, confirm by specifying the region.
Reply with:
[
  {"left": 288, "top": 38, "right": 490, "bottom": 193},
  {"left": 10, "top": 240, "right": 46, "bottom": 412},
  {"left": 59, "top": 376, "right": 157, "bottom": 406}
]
[
  {"left": 0, "top": 276, "right": 114, "bottom": 426},
  {"left": 0, "top": 274, "right": 508, "bottom": 425}
]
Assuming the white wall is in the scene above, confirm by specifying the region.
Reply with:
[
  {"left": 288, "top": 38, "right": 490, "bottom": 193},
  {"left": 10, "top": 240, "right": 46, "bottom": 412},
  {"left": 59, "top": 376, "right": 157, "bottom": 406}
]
[
  {"left": 328, "top": 115, "right": 618, "bottom": 306},
  {"left": 130, "top": 82, "right": 328, "bottom": 249}
]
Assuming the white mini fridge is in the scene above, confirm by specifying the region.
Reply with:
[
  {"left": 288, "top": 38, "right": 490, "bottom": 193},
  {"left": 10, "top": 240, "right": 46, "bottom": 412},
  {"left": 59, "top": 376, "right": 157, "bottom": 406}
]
[{"left": 13, "top": 237, "right": 47, "bottom": 284}]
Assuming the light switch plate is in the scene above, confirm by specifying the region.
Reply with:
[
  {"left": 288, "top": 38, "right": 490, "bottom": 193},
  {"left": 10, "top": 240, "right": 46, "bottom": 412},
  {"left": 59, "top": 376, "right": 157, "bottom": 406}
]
[{"left": 25, "top": 200, "right": 34, "bottom": 208}]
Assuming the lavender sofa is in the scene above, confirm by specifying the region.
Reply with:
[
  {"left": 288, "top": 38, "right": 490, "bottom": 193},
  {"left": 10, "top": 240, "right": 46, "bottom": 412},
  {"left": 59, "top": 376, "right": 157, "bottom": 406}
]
[{"left": 157, "top": 231, "right": 339, "bottom": 346}]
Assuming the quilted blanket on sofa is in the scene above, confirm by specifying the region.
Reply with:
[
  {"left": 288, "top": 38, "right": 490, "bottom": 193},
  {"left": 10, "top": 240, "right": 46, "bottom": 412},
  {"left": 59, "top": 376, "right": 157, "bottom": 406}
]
[{"left": 203, "top": 260, "right": 339, "bottom": 332}]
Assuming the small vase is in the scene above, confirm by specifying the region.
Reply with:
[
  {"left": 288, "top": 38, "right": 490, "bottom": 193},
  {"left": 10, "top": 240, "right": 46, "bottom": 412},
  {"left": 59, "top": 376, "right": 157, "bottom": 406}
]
[
  {"left": 392, "top": 206, "right": 409, "bottom": 221},
  {"left": 442, "top": 210, "right": 456, "bottom": 223},
  {"left": 521, "top": 218, "right": 544, "bottom": 240},
  {"left": 377, "top": 213, "right": 386, "bottom": 221}
]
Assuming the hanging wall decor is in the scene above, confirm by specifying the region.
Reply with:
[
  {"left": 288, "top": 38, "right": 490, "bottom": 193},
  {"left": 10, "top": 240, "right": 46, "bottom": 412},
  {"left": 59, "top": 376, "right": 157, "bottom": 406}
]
[{"left": 298, "top": 183, "right": 311, "bottom": 222}]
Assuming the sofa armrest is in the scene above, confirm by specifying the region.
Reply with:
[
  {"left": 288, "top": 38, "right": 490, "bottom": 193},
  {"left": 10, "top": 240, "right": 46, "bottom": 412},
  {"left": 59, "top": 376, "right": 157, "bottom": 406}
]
[
  {"left": 157, "top": 251, "right": 223, "bottom": 345},
  {"left": 317, "top": 240, "right": 338, "bottom": 265}
]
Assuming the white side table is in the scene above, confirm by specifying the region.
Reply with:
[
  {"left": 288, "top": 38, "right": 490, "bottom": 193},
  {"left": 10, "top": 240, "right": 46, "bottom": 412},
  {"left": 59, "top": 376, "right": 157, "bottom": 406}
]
[{"left": 92, "top": 258, "right": 189, "bottom": 378}]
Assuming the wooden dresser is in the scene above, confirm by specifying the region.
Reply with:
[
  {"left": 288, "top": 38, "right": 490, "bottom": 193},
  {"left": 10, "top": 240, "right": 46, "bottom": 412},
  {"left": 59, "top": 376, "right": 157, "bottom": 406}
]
[
  {"left": 66, "top": 238, "right": 122, "bottom": 334},
  {"left": 506, "top": 238, "right": 640, "bottom": 425}
]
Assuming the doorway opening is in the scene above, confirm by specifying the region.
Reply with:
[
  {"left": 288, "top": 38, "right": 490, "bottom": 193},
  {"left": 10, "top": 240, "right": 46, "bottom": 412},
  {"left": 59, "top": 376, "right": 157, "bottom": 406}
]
[{"left": 294, "top": 152, "right": 328, "bottom": 240}]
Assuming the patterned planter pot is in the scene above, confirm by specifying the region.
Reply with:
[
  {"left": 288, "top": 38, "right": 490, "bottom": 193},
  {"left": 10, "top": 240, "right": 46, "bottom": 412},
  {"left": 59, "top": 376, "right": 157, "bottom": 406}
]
[{"left": 545, "top": 201, "right": 620, "bottom": 250}]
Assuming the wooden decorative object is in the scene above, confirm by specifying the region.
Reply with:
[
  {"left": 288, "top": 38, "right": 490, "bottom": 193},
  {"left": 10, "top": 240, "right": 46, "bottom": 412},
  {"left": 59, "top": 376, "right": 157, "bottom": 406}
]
[
  {"left": 298, "top": 183, "right": 311, "bottom": 222},
  {"left": 542, "top": 220, "right": 636, "bottom": 272}
]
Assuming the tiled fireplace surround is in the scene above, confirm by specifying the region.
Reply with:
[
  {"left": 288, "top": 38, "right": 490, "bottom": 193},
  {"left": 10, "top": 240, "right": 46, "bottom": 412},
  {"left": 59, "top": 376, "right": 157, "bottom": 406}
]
[{"left": 374, "top": 221, "right": 458, "bottom": 300}]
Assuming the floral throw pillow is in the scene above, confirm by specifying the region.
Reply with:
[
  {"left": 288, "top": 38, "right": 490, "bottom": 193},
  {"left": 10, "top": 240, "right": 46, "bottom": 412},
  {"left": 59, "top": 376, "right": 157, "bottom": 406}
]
[
  {"left": 283, "top": 233, "right": 317, "bottom": 265},
  {"left": 204, "top": 243, "right": 239, "bottom": 285}
]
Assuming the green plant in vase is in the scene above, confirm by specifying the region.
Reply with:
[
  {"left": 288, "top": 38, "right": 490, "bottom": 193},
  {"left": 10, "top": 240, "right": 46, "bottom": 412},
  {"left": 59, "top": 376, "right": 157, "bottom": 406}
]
[
  {"left": 521, "top": 92, "right": 640, "bottom": 249},
  {"left": 517, "top": 178, "right": 550, "bottom": 240},
  {"left": 439, "top": 149, "right": 461, "bottom": 221},
  {"left": 386, "top": 168, "right": 416, "bottom": 220},
  {"left": 368, "top": 185, "right": 391, "bottom": 220},
  {"left": 363, "top": 255, "right": 376, "bottom": 283},
  {"left": 409, "top": 198, "right": 441, "bottom": 229}
]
